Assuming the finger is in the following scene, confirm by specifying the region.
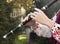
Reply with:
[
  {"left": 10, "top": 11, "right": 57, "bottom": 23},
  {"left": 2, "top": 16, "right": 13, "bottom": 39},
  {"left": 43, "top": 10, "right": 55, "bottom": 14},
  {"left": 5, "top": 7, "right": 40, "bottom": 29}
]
[
  {"left": 22, "top": 17, "right": 28, "bottom": 22},
  {"left": 27, "top": 12, "right": 32, "bottom": 16},
  {"left": 22, "top": 14, "right": 30, "bottom": 22},
  {"left": 34, "top": 8, "right": 41, "bottom": 12},
  {"left": 24, "top": 13, "right": 33, "bottom": 21},
  {"left": 23, "top": 13, "right": 34, "bottom": 21},
  {"left": 34, "top": 12, "right": 39, "bottom": 15},
  {"left": 34, "top": 8, "right": 43, "bottom": 13},
  {"left": 30, "top": 15, "right": 35, "bottom": 20},
  {"left": 29, "top": 13, "right": 37, "bottom": 17}
]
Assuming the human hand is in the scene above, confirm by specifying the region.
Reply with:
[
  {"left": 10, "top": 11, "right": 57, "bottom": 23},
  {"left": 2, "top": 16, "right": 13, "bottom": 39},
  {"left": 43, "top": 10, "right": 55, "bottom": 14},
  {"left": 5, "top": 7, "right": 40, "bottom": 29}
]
[
  {"left": 22, "top": 8, "right": 54, "bottom": 27},
  {"left": 29, "top": 8, "right": 54, "bottom": 27},
  {"left": 29, "top": 8, "right": 49, "bottom": 24},
  {"left": 21, "top": 13, "right": 36, "bottom": 26}
]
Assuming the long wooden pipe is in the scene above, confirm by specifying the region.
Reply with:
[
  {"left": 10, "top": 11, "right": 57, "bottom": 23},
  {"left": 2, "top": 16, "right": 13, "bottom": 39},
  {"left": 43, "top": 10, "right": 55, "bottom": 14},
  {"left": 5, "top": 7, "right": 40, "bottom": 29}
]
[{"left": 3, "top": 0, "right": 58, "bottom": 39}]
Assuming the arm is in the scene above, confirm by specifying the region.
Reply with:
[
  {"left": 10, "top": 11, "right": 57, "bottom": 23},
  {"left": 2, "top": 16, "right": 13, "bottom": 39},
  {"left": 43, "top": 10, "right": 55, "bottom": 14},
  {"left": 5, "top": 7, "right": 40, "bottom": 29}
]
[
  {"left": 22, "top": 8, "right": 60, "bottom": 42},
  {"left": 29, "top": 8, "right": 60, "bottom": 42}
]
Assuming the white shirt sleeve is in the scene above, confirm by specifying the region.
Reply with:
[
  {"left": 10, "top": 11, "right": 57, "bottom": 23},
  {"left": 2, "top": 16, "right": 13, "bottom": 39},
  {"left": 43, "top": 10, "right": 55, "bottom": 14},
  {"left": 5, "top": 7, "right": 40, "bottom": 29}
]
[{"left": 31, "top": 23, "right": 52, "bottom": 38}]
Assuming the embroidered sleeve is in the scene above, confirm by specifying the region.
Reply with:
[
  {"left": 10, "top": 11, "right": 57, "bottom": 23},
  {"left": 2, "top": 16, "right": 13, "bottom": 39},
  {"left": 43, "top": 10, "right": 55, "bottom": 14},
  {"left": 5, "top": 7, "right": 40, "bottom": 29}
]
[{"left": 51, "top": 23, "right": 60, "bottom": 42}]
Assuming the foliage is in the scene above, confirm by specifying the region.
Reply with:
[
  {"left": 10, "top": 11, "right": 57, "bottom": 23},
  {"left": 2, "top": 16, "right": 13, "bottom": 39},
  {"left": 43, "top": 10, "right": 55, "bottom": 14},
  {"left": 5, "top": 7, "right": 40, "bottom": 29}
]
[
  {"left": 0, "top": 0, "right": 20, "bottom": 44},
  {"left": 0, "top": 0, "right": 33, "bottom": 44}
]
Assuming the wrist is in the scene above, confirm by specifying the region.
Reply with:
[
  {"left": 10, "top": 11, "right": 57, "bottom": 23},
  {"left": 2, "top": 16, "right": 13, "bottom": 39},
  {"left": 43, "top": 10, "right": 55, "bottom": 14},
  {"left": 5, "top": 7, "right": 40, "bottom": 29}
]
[{"left": 46, "top": 19, "right": 55, "bottom": 28}]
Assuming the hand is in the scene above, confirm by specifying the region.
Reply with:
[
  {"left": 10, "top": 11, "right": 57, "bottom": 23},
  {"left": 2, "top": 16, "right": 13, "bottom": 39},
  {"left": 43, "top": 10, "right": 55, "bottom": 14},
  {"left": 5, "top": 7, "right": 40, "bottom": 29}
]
[
  {"left": 29, "top": 8, "right": 49, "bottom": 24},
  {"left": 29, "top": 8, "right": 54, "bottom": 27},
  {"left": 22, "top": 8, "right": 54, "bottom": 27},
  {"left": 21, "top": 14, "right": 36, "bottom": 26}
]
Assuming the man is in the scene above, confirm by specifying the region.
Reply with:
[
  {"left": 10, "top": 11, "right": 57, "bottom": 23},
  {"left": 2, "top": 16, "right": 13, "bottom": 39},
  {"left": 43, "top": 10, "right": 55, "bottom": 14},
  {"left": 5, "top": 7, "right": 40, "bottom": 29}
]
[{"left": 22, "top": 8, "right": 60, "bottom": 44}]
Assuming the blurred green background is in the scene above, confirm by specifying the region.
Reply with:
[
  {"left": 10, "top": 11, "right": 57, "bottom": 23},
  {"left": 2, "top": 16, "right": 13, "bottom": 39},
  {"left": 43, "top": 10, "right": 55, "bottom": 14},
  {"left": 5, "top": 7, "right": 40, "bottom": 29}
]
[{"left": 0, "top": 0, "right": 60, "bottom": 44}]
